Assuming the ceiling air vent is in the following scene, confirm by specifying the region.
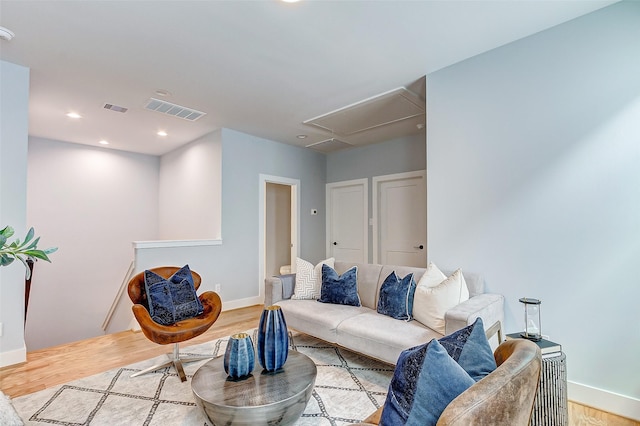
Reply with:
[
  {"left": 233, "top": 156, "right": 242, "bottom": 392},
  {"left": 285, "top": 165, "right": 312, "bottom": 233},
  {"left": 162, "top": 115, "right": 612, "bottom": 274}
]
[
  {"left": 103, "top": 103, "right": 128, "bottom": 113},
  {"left": 305, "top": 138, "right": 353, "bottom": 153},
  {"left": 144, "top": 98, "right": 206, "bottom": 121}
]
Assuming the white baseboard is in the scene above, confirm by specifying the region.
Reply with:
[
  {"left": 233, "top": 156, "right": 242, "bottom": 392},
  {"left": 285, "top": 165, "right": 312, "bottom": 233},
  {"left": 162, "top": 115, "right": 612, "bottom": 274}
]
[
  {"left": 0, "top": 344, "right": 26, "bottom": 368},
  {"left": 221, "top": 296, "right": 263, "bottom": 312},
  {"left": 569, "top": 381, "right": 640, "bottom": 421}
]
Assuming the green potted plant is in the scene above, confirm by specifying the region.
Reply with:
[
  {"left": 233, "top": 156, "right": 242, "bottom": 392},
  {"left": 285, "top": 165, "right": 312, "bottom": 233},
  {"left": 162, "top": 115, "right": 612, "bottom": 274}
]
[{"left": 0, "top": 225, "right": 57, "bottom": 279}]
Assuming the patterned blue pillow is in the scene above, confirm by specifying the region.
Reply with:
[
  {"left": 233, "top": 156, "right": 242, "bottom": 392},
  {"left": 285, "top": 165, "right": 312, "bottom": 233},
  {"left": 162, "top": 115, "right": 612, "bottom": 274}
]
[
  {"left": 144, "top": 264, "right": 204, "bottom": 326},
  {"left": 380, "top": 339, "right": 475, "bottom": 425},
  {"left": 318, "top": 264, "right": 361, "bottom": 306},
  {"left": 377, "top": 271, "right": 417, "bottom": 321},
  {"left": 439, "top": 317, "right": 497, "bottom": 381}
]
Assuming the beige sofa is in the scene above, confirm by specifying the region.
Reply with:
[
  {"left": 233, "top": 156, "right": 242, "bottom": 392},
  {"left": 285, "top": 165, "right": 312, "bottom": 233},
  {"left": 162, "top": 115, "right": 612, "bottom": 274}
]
[{"left": 265, "top": 261, "right": 504, "bottom": 365}]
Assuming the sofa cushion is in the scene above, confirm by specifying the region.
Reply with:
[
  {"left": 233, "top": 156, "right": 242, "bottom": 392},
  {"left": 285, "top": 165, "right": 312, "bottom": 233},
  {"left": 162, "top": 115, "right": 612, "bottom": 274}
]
[
  {"left": 337, "top": 311, "right": 441, "bottom": 365},
  {"left": 319, "top": 264, "right": 361, "bottom": 307},
  {"left": 336, "top": 262, "right": 383, "bottom": 310},
  {"left": 439, "top": 317, "right": 497, "bottom": 381},
  {"left": 144, "top": 264, "right": 203, "bottom": 326},
  {"left": 377, "top": 271, "right": 417, "bottom": 321},
  {"left": 278, "top": 299, "right": 370, "bottom": 343},
  {"left": 413, "top": 269, "right": 470, "bottom": 334},
  {"left": 380, "top": 338, "right": 475, "bottom": 425},
  {"left": 291, "top": 257, "right": 334, "bottom": 300}
]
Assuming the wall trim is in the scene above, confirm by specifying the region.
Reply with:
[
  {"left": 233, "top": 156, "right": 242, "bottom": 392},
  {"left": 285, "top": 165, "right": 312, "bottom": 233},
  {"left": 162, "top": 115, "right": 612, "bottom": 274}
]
[
  {"left": 220, "top": 296, "right": 263, "bottom": 312},
  {"left": 569, "top": 381, "right": 640, "bottom": 421},
  {"left": 132, "top": 239, "right": 222, "bottom": 249},
  {"left": 0, "top": 344, "right": 26, "bottom": 368}
]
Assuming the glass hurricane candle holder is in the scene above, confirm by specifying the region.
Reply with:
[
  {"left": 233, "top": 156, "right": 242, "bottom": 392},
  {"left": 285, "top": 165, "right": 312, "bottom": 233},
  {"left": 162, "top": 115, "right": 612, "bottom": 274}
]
[{"left": 519, "top": 297, "right": 542, "bottom": 341}]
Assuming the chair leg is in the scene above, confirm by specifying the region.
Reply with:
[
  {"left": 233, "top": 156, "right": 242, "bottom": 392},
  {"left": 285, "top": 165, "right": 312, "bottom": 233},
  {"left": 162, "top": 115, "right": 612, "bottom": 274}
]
[
  {"left": 130, "top": 355, "right": 174, "bottom": 378},
  {"left": 131, "top": 342, "right": 215, "bottom": 381}
]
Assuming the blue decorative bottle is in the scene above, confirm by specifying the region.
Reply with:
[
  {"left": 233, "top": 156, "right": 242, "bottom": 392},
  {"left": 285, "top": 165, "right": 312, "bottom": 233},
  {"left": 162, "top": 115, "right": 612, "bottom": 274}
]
[
  {"left": 224, "top": 333, "right": 255, "bottom": 379},
  {"left": 257, "top": 305, "right": 289, "bottom": 371}
]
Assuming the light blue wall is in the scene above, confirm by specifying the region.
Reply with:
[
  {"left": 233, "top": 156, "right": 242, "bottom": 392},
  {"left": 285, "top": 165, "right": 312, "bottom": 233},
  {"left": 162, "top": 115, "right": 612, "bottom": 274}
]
[
  {"left": 221, "top": 129, "right": 327, "bottom": 265},
  {"left": 136, "top": 128, "right": 327, "bottom": 304},
  {"left": 427, "top": 0, "right": 640, "bottom": 406},
  {"left": 27, "top": 137, "right": 160, "bottom": 349},
  {"left": 326, "top": 133, "right": 425, "bottom": 183},
  {"left": 0, "top": 60, "right": 30, "bottom": 366}
]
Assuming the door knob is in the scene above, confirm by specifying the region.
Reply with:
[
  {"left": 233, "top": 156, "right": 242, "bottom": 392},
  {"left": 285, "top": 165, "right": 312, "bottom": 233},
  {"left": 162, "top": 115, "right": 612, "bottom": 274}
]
[
  {"left": 333, "top": 242, "right": 338, "bottom": 246},
  {"left": 414, "top": 245, "right": 424, "bottom": 250}
]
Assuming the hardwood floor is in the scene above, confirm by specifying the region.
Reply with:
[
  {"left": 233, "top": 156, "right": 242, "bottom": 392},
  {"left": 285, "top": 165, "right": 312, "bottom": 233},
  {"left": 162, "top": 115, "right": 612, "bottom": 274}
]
[
  {"left": 0, "top": 305, "right": 264, "bottom": 399},
  {"left": 1, "top": 304, "right": 637, "bottom": 426}
]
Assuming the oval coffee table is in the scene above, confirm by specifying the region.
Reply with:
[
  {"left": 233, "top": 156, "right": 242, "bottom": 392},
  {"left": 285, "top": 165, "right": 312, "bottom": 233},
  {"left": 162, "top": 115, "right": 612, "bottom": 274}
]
[{"left": 191, "top": 350, "right": 317, "bottom": 425}]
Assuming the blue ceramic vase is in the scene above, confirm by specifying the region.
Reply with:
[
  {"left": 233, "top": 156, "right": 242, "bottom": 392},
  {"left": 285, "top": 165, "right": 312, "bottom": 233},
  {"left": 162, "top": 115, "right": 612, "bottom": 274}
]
[
  {"left": 224, "top": 333, "right": 255, "bottom": 379},
  {"left": 257, "top": 305, "right": 289, "bottom": 371}
]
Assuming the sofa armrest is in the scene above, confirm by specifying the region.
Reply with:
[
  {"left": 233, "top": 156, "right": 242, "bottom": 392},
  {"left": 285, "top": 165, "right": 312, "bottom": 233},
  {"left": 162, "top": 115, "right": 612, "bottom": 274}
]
[
  {"left": 265, "top": 276, "right": 284, "bottom": 307},
  {"left": 445, "top": 293, "right": 505, "bottom": 336}
]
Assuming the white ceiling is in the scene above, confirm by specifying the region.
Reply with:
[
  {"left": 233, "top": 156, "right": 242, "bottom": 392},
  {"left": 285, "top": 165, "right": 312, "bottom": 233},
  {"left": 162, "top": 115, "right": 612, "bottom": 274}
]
[{"left": 0, "top": 0, "right": 616, "bottom": 156}]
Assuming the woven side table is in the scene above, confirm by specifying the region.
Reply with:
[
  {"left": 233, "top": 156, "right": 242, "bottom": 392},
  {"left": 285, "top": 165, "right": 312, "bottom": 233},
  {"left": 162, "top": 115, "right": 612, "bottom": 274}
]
[{"left": 530, "top": 352, "right": 568, "bottom": 426}]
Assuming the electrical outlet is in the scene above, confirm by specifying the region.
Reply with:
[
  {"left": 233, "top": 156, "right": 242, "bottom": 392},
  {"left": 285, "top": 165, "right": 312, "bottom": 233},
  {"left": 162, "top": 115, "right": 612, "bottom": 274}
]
[{"left": 215, "top": 284, "right": 221, "bottom": 293}]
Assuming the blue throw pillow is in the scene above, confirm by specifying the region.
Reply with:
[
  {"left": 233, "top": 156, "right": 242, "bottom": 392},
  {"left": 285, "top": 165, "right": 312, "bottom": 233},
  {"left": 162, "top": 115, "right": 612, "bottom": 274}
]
[
  {"left": 439, "top": 317, "right": 497, "bottom": 381},
  {"left": 377, "top": 271, "right": 417, "bottom": 321},
  {"left": 380, "top": 339, "right": 475, "bottom": 425},
  {"left": 144, "top": 264, "right": 204, "bottom": 326},
  {"left": 318, "top": 264, "right": 361, "bottom": 306}
]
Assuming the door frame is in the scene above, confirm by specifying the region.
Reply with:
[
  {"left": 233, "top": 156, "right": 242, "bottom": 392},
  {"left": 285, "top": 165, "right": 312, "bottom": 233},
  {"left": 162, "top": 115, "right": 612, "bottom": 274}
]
[
  {"left": 325, "top": 178, "right": 369, "bottom": 261},
  {"left": 259, "top": 174, "right": 300, "bottom": 304},
  {"left": 372, "top": 170, "right": 426, "bottom": 264}
]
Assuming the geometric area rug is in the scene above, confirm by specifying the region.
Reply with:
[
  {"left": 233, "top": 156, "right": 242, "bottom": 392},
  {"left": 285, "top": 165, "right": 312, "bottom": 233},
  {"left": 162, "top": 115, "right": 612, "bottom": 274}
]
[{"left": 11, "top": 330, "right": 394, "bottom": 425}]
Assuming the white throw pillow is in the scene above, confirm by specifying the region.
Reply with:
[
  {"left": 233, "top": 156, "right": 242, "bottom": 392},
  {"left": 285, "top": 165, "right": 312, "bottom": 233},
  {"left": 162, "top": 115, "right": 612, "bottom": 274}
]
[
  {"left": 413, "top": 269, "right": 470, "bottom": 335},
  {"left": 417, "top": 262, "right": 447, "bottom": 288},
  {"left": 291, "top": 257, "right": 335, "bottom": 300}
]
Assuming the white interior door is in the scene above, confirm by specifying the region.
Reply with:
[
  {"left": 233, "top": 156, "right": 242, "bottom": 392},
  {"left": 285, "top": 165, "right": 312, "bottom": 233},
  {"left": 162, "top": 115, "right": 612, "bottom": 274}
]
[
  {"left": 373, "top": 171, "right": 426, "bottom": 267},
  {"left": 326, "top": 179, "right": 368, "bottom": 262}
]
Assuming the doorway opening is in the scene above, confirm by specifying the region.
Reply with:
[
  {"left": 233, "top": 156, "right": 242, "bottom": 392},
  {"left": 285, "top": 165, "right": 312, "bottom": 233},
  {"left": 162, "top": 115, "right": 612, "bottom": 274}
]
[{"left": 259, "top": 175, "right": 300, "bottom": 304}]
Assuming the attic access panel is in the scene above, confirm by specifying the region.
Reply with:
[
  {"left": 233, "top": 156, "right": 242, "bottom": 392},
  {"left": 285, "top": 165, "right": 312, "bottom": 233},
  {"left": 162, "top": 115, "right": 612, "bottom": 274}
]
[
  {"left": 303, "top": 87, "right": 425, "bottom": 137},
  {"left": 305, "top": 138, "right": 353, "bottom": 153}
]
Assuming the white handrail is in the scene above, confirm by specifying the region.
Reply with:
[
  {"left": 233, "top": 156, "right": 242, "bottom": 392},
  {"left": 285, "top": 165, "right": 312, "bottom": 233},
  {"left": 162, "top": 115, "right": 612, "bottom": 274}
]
[{"left": 101, "top": 260, "right": 135, "bottom": 332}]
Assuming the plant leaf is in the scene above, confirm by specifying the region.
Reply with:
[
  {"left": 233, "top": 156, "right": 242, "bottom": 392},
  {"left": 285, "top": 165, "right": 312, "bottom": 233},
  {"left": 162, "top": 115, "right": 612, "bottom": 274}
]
[
  {"left": 24, "top": 250, "right": 52, "bottom": 262},
  {"left": 25, "top": 236, "right": 41, "bottom": 250},
  {"left": 18, "top": 227, "right": 35, "bottom": 248},
  {"left": 0, "top": 254, "right": 15, "bottom": 266},
  {"left": 0, "top": 226, "right": 15, "bottom": 239}
]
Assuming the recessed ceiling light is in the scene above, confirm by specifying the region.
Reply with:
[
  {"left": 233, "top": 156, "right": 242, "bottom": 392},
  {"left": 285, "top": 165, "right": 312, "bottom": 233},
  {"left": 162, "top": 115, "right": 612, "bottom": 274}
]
[
  {"left": 66, "top": 112, "right": 82, "bottom": 119},
  {"left": 0, "top": 26, "right": 14, "bottom": 41},
  {"left": 282, "top": 0, "right": 300, "bottom": 3},
  {"left": 155, "top": 89, "right": 171, "bottom": 97},
  {"left": 157, "top": 130, "right": 168, "bottom": 137},
  {"left": 99, "top": 140, "right": 109, "bottom": 145},
  {"left": 296, "top": 134, "right": 307, "bottom": 139}
]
